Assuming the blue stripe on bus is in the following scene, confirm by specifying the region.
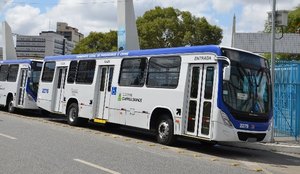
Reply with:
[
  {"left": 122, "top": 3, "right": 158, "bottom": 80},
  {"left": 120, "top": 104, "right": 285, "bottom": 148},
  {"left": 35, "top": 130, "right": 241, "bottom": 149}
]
[
  {"left": 25, "top": 78, "right": 37, "bottom": 102},
  {"left": 44, "top": 45, "right": 222, "bottom": 61},
  {"left": 0, "top": 59, "right": 33, "bottom": 64}
]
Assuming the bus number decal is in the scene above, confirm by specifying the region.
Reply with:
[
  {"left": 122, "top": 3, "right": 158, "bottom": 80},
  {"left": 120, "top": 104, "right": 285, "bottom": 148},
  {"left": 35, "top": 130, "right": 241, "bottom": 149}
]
[
  {"left": 239, "top": 123, "right": 249, "bottom": 129},
  {"left": 42, "top": 88, "right": 49, "bottom": 93}
]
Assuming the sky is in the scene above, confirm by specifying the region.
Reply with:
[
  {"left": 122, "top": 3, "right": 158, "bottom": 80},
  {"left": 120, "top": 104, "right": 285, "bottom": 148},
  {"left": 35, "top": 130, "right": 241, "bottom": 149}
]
[{"left": 0, "top": 0, "right": 299, "bottom": 48}]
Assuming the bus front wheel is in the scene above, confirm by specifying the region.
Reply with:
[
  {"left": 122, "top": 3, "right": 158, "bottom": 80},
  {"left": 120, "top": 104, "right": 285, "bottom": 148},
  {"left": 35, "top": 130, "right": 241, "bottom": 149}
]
[
  {"left": 67, "top": 103, "right": 80, "bottom": 126},
  {"left": 156, "top": 115, "right": 175, "bottom": 145}
]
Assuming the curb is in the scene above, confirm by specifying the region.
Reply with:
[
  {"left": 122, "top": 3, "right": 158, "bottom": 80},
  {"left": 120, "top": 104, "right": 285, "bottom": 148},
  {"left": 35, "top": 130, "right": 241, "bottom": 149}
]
[{"left": 220, "top": 142, "right": 300, "bottom": 154}]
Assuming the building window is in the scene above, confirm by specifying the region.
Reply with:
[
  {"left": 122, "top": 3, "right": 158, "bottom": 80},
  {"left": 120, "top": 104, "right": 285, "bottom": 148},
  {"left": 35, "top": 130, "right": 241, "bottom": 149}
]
[
  {"left": 146, "top": 56, "right": 181, "bottom": 88},
  {"left": 41, "top": 62, "right": 56, "bottom": 82},
  {"left": 7, "top": 64, "right": 19, "bottom": 82},
  {"left": 0, "top": 65, "right": 9, "bottom": 81},
  {"left": 67, "top": 61, "right": 78, "bottom": 83},
  {"left": 76, "top": 60, "right": 96, "bottom": 84},
  {"left": 119, "top": 58, "right": 147, "bottom": 87}
]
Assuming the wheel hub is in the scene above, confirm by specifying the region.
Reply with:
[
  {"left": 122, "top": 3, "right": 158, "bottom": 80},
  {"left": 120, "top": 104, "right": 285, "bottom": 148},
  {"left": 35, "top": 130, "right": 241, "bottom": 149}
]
[{"left": 158, "top": 121, "right": 169, "bottom": 140}]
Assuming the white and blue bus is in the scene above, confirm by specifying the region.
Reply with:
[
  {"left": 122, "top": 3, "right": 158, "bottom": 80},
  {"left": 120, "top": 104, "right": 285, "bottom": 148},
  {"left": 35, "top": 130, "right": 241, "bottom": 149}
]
[
  {"left": 0, "top": 59, "right": 43, "bottom": 112},
  {"left": 37, "top": 45, "right": 272, "bottom": 145}
]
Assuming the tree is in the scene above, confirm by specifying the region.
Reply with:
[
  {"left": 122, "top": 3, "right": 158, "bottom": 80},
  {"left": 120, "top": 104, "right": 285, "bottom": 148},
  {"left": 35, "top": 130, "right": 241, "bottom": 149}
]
[
  {"left": 72, "top": 7, "right": 223, "bottom": 53},
  {"left": 285, "top": 6, "right": 300, "bottom": 33},
  {"left": 264, "top": 6, "right": 300, "bottom": 60},
  {"left": 136, "top": 6, "right": 222, "bottom": 49},
  {"left": 72, "top": 30, "right": 117, "bottom": 54}
]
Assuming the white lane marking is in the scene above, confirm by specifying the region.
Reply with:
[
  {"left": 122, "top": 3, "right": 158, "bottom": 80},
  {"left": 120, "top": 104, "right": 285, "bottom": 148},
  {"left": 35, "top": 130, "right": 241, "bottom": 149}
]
[
  {"left": 74, "top": 159, "right": 121, "bottom": 174},
  {"left": 0, "top": 133, "right": 17, "bottom": 140}
]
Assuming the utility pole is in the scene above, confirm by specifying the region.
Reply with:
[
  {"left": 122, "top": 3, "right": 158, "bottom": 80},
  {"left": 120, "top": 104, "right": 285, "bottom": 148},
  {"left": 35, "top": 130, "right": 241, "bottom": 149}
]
[{"left": 270, "top": 0, "right": 276, "bottom": 143}]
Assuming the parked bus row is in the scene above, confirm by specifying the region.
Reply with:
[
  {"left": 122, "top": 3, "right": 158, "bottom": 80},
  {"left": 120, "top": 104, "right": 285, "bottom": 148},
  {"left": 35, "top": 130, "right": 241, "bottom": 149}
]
[{"left": 0, "top": 45, "right": 273, "bottom": 145}]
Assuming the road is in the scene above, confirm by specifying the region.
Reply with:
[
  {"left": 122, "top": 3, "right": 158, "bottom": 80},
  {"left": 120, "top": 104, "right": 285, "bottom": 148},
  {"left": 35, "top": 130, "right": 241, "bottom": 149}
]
[{"left": 0, "top": 110, "right": 299, "bottom": 174}]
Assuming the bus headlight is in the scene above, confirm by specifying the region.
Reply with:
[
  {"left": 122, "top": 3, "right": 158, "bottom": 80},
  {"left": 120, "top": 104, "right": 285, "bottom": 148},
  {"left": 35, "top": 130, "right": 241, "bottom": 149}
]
[{"left": 220, "top": 111, "right": 233, "bottom": 128}]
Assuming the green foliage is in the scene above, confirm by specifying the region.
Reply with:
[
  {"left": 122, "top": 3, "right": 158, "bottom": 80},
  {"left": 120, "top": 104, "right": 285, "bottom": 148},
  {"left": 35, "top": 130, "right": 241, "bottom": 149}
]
[
  {"left": 136, "top": 6, "right": 222, "bottom": 49},
  {"left": 285, "top": 6, "right": 300, "bottom": 33},
  {"left": 72, "top": 31, "right": 117, "bottom": 54}
]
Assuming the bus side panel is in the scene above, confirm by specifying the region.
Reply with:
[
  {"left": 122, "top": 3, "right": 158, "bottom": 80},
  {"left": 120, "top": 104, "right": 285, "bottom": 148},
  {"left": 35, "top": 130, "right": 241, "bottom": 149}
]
[
  {"left": 0, "top": 82, "right": 18, "bottom": 106},
  {"left": 64, "top": 84, "right": 95, "bottom": 119},
  {"left": 116, "top": 85, "right": 185, "bottom": 131},
  {"left": 37, "top": 82, "right": 55, "bottom": 111},
  {"left": 0, "top": 82, "right": 9, "bottom": 106}
]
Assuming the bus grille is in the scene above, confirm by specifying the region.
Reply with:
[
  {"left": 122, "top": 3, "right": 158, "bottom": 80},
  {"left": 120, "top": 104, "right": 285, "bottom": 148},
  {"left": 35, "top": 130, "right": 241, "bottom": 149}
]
[{"left": 237, "top": 132, "right": 266, "bottom": 142}]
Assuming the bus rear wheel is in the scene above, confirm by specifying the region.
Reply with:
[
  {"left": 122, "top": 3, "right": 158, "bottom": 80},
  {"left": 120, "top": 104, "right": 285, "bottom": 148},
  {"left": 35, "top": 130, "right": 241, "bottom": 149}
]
[
  {"left": 156, "top": 115, "right": 175, "bottom": 145},
  {"left": 7, "top": 98, "right": 15, "bottom": 113}
]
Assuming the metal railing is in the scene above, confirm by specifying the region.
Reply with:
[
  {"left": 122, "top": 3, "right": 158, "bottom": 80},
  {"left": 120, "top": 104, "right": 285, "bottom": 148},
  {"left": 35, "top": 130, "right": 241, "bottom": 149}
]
[{"left": 274, "top": 61, "right": 300, "bottom": 140}]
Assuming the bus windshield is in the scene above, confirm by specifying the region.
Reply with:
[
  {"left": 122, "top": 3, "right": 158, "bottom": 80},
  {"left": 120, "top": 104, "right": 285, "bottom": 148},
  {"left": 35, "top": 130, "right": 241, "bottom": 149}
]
[
  {"left": 222, "top": 49, "right": 271, "bottom": 119},
  {"left": 30, "top": 61, "right": 43, "bottom": 97}
]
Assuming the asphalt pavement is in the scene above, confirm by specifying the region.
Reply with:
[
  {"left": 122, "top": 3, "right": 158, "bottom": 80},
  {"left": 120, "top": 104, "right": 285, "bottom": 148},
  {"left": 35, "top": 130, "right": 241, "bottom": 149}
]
[{"left": 1, "top": 110, "right": 300, "bottom": 174}]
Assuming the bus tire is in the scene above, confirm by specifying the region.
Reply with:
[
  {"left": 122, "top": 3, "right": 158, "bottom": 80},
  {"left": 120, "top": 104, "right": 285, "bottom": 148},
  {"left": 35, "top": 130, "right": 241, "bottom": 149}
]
[
  {"left": 7, "top": 97, "right": 15, "bottom": 113},
  {"left": 67, "top": 103, "right": 80, "bottom": 126},
  {"left": 156, "top": 115, "right": 175, "bottom": 145}
]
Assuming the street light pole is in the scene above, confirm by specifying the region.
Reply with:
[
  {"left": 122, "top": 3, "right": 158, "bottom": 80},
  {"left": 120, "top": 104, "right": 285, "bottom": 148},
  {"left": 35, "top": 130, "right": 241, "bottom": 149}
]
[{"left": 270, "top": 0, "right": 276, "bottom": 143}]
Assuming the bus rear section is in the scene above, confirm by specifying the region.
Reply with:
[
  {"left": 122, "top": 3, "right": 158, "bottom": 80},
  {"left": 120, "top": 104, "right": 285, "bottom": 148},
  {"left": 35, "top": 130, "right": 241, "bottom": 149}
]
[
  {"left": 37, "top": 59, "right": 98, "bottom": 124},
  {"left": 0, "top": 60, "right": 42, "bottom": 112}
]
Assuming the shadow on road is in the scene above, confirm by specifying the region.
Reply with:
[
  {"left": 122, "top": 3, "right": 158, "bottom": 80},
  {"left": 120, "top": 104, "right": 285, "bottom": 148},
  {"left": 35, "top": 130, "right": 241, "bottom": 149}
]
[{"left": 5, "top": 109, "right": 300, "bottom": 167}]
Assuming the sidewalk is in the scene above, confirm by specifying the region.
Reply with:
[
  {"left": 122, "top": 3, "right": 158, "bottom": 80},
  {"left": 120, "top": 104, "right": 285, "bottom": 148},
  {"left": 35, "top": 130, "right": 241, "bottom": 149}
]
[{"left": 221, "top": 137, "right": 300, "bottom": 154}]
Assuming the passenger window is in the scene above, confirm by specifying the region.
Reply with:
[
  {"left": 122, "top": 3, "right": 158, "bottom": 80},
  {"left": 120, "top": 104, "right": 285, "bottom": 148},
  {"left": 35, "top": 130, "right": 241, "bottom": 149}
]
[
  {"left": 76, "top": 60, "right": 96, "bottom": 84},
  {"left": 67, "top": 61, "right": 78, "bottom": 83},
  {"left": 108, "top": 67, "right": 114, "bottom": 92},
  {"left": 42, "top": 62, "right": 56, "bottom": 82},
  {"left": 100, "top": 68, "right": 107, "bottom": 91},
  {"left": 204, "top": 67, "right": 214, "bottom": 99},
  {"left": 0, "top": 65, "right": 9, "bottom": 81},
  {"left": 7, "top": 64, "right": 19, "bottom": 82},
  {"left": 146, "top": 56, "right": 181, "bottom": 88},
  {"left": 119, "top": 58, "right": 147, "bottom": 87}
]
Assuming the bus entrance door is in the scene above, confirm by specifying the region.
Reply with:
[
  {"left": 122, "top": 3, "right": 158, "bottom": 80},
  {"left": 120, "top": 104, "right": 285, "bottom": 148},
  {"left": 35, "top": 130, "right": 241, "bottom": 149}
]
[
  {"left": 185, "top": 64, "right": 216, "bottom": 139},
  {"left": 18, "top": 68, "right": 28, "bottom": 106},
  {"left": 96, "top": 66, "right": 114, "bottom": 120},
  {"left": 54, "top": 67, "right": 67, "bottom": 112}
]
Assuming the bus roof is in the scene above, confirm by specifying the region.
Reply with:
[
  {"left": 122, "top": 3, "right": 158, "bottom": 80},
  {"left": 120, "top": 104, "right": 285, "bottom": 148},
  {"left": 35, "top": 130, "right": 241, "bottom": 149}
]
[
  {"left": 44, "top": 45, "right": 223, "bottom": 61},
  {"left": 0, "top": 59, "right": 42, "bottom": 64}
]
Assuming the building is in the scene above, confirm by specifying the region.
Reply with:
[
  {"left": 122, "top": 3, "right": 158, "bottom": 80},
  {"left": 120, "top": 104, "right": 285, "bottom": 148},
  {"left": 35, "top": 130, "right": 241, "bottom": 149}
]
[
  {"left": 56, "top": 22, "right": 84, "bottom": 43},
  {"left": 16, "top": 31, "right": 75, "bottom": 59}
]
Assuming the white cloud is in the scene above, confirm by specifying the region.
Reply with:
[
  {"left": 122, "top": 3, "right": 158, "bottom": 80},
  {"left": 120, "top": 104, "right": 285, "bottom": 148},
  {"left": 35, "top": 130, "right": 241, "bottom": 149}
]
[
  {"left": 0, "top": 0, "right": 299, "bottom": 48},
  {"left": 211, "top": 0, "right": 239, "bottom": 13},
  {"left": 5, "top": 5, "right": 46, "bottom": 35},
  {"left": 235, "top": 0, "right": 299, "bottom": 33}
]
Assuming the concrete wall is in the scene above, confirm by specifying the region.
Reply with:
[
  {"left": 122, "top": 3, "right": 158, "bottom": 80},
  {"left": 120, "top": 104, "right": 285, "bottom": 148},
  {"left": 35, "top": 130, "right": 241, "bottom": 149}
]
[{"left": 233, "top": 33, "right": 300, "bottom": 54}]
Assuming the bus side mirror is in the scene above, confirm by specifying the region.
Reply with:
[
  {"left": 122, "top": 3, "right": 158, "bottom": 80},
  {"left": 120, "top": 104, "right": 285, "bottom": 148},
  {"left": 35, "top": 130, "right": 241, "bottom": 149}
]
[{"left": 223, "top": 66, "right": 231, "bottom": 81}]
